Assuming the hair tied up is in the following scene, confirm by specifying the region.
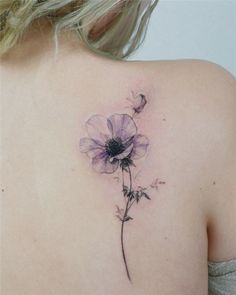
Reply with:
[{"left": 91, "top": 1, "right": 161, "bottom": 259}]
[{"left": 0, "top": 0, "right": 159, "bottom": 59}]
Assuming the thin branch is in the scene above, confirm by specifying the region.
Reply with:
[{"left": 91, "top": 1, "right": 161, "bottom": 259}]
[
  {"left": 120, "top": 197, "right": 132, "bottom": 282},
  {"left": 127, "top": 165, "right": 132, "bottom": 192}
]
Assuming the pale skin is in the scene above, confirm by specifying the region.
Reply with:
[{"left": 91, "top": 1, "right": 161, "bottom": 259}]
[{"left": 1, "top": 21, "right": 236, "bottom": 295}]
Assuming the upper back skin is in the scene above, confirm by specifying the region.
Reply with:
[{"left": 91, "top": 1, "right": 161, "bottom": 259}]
[{"left": 1, "top": 32, "right": 236, "bottom": 295}]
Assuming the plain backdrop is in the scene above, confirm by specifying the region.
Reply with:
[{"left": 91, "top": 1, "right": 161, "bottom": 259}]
[{"left": 129, "top": 0, "right": 236, "bottom": 77}]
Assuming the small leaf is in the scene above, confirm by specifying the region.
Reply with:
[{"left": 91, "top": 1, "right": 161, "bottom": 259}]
[
  {"left": 124, "top": 216, "right": 133, "bottom": 222},
  {"left": 130, "top": 160, "right": 136, "bottom": 167},
  {"left": 115, "top": 205, "right": 124, "bottom": 215},
  {"left": 132, "top": 191, "right": 137, "bottom": 198},
  {"left": 115, "top": 214, "right": 123, "bottom": 221},
  {"left": 121, "top": 165, "right": 129, "bottom": 172},
  {"left": 137, "top": 186, "right": 147, "bottom": 191},
  {"left": 132, "top": 191, "right": 140, "bottom": 203},
  {"left": 127, "top": 191, "right": 133, "bottom": 199},
  {"left": 141, "top": 192, "right": 151, "bottom": 200},
  {"left": 122, "top": 185, "right": 128, "bottom": 196}
]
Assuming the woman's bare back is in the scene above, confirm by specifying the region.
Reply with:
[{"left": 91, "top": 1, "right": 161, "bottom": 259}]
[{"left": 1, "top": 44, "right": 236, "bottom": 294}]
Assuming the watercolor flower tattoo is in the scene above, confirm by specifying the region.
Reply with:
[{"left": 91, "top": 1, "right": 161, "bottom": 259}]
[
  {"left": 80, "top": 113, "right": 149, "bottom": 173},
  {"left": 80, "top": 92, "right": 151, "bottom": 282}
]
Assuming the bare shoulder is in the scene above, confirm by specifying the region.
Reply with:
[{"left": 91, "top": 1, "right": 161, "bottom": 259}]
[
  {"left": 177, "top": 59, "right": 236, "bottom": 136},
  {"left": 134, "top": 58, "right": 236, "bottom": 252},
  {"left": 176, "top": 59, "right": 236, "bottom": 100},
  {"left": 144, "top": 58, "right": 235, "bottom": 85},
  {"left": 133, "top": 58, "right": 235, "bottom": 113},
  {"left": 148, "top": 59, "right": 236, "bottom": 139},
  {"left": 147, "top": 59, "right": 236, "bottom": 261},
  {"left": 133, "top": 58, "right": 236, "bottom": 193},
  {"left": 181, "top": 61, "right": 236, "bottom": 262},
  {"left": 141, "top": 58, "right": 236, "bottom": 147},
  {"left": 173, "top": 59, "right": 236, "bottom": 157}
]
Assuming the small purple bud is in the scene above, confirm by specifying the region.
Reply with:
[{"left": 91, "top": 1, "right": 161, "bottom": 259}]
[{"left": 128, "top": 92, "right": 147, "bottom": 114}]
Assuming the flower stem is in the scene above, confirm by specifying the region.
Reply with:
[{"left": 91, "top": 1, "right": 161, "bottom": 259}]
[
  {"left": 127, "top": 165, "right": 132, "bottom": 192},
  {"left": 127, "top": 198, "right": 136, "bottom": 211},
  {"left": 121, "top": 198, "right": 132, "bottom": 282},
  {"left": 121, "top": 167, "right": 125, "bottom": 188},
  {"left": 120, "top": 165, "right": 134, "bottom": 282}
]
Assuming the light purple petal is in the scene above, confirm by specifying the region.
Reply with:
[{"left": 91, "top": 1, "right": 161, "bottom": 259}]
[
  {"left": 80, "top": 137, "right": 105, "bottom": 158},
  {"left": 133, "top": 94, "right": 147, "bottom": 113},
  {"left": 92, "top": 153, "right": 119, "bottom": 174},
  {"left": 127, "top": 93, "right": 147, "bottom": 113},
  {"left": 86, "top": 115, "right": 110, "bottom": 145},
  {"left": 107, "top": 114, "right": 137, "bottom": 142},
  {"left": 113, "top": 144, "right": 133, "bottom": 160},
  {"left": 131, "top": 134, "right": 149, "bottom": 159}
]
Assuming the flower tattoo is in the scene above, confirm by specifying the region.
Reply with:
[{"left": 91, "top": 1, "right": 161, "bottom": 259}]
[
  {"left": 80, "top": 113, "right": 149, "bottom": 174},
  {"left": 80, "top": 92, "right": 152, "bottom": 282},
  {"left": 127, "top": 91, "right": 147, "bottom": 115}
]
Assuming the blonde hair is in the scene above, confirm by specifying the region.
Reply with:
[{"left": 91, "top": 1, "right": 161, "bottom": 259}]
[{"left": 0, "top": 0, "right": 159, "bottom": 59}]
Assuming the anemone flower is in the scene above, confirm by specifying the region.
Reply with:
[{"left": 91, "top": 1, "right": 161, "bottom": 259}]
[
  {"left": 80, "top": 113, "right": 149, "bottom": 173},
  {"left": 79, "top": 111, "right": 151, "bottom": 282}
]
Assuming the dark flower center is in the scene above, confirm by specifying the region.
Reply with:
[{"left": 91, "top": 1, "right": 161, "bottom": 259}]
[{"left": 105, "top": 137, "right": 125, "bottom": 157}]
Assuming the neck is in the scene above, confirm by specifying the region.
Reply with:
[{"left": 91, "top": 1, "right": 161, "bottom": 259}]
[{"left": 1, "top": 18, "right": 113, "bottom": 66}]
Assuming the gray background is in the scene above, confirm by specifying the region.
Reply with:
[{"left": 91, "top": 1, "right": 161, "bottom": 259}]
[{"left": 129, "top": 0, "right": 236, "bottom": 76}]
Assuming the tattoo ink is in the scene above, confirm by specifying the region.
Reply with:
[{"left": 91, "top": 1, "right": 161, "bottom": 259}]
[
  {"left": 150, "top": 178, "right": 166, "bottom": 191},
  {"left": 80, "top": 92, "right": 155, "bottom": 282}
]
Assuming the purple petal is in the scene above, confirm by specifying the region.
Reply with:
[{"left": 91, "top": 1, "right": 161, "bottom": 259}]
[
  {"left": 131, "top": 134, "right": 149, "bottom": 159},
  {"left": 86, "top": 115, "right": 110, "bottom": 145},
  {"left": 92, "top": 153, "right": 119, "bottom": 174},
  {"left": 107, "top": 114, "right": 137, "bottom": 142},
  {"left": 127, "top": 93, "right": 147, "bottom": 114},
  {"left": 80, "top": 137, "right": 105, "bottom": 158},
  {"left": 113, "top": 144, "right": 133, "bottom": 160},
  {"left": 133, "top": 94, "right": 147, "bottom": 113}
]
